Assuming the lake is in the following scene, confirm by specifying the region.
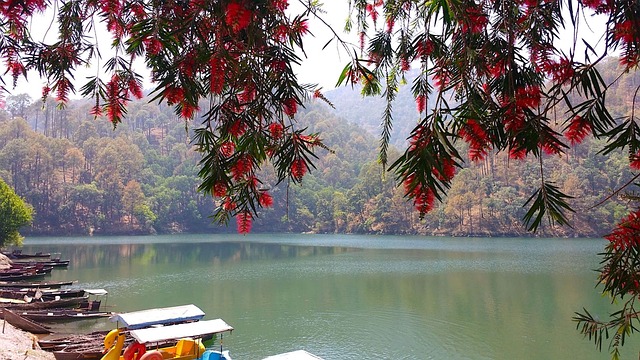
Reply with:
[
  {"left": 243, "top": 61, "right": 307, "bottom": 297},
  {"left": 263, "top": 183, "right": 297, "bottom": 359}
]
[{"left": 18, "top": 234, "right": 626, "bottom": 359}]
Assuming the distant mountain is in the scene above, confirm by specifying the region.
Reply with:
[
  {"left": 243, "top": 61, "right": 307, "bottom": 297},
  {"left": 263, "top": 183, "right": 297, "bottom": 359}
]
[{"left": 324, "top": 68, "right": 437, "bottom": 148}]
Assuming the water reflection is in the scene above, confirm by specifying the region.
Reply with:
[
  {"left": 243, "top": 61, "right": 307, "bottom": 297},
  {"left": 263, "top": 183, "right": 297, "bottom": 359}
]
[{"left": 17, "top": 236, "right": 622, "bottom": 360}]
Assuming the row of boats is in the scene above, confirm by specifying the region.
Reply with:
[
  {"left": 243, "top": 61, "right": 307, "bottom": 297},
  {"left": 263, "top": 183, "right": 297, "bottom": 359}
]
[{"left": 0, "top": 249, "right": 323, "bottom": 360}]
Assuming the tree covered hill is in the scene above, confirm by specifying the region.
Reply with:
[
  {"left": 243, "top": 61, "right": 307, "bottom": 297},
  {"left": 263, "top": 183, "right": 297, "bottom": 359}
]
[{"left": 0, "top": 58, "right": 635, "bottom": 237}]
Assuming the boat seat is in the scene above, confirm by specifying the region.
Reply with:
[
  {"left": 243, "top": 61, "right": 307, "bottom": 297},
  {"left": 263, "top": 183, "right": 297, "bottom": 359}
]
[{"left": 175, "top": 338, "right": 198, "bottom": 356}]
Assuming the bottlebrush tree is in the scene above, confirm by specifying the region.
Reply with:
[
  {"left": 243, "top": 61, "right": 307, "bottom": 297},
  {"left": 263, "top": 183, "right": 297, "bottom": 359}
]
[{"left": 0, "top": 0, "right": 639, "bottom": 357}]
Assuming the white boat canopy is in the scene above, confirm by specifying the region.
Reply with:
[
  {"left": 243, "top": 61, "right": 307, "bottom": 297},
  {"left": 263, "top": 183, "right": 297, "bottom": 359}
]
[
  {"left": 130, "top": 319, "right": 233, "bottom": 344},
  {"left": 262, "top": 350, "right": 324, "bottom": 360},
  {"left": 109, "top": 304, "right": 205, "bottom": 329}
]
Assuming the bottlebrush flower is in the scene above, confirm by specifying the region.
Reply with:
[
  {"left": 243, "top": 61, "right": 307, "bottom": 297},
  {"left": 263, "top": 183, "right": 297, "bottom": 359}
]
[
  {"left": 515, "top": 86, "right": 541, "bottom": 108},
  {"left": 291, "top": 158, "right": 307, "bottom": 181},
  {"left": 226, "top": 2, "right": 252, "bottom": 33},
  {"left": 417, "top": 40, "right": 434, "bottom": 58},
  {"left": 219, "top": 141, "right": 235, "bottom": 158},
  {"left": 231, "top": 155, "right": 253, "bottom": 181},
  {"left": 210, "top": 57, "right": 226, "bottom": 94},
  {"left": 237, "top": 211, "right": 253, "bottom": 234},
  {"left": 283, "top": 98, "right": 298, "bottom": 117},
  {"left": 459, "top": 119, "right": 490, "bottom": 162},
  {"left": 268, "top": 122, "right": 284, "bottom": 139},
  {"left": 272, "top": 0, "right": 288, "bottom": 12},
  {"left": 229, "top": 120, "right": 247, "bottom": 138},
  {"left": 259, "top": 192, "right": 273, "bottom": 207},
  {"left": 509, "top": 147, "right": 527, "bottom": 160},
  {"left": 630, "top": 150, "right": 640, "bottom": 170},
  {"left": 564, "top": 115, "right": 592, "bottom": 145},
  {"left": 222, "top": 198, "right": 236, "bottom": 211},
  {"left": 416, "top": 94, "right": 426, "bottom": 113},
  {"left": 128, "top": 78, "right": 143, "bottom": 99},
  {"left": 433, "top": 157, "right": 457, "bottom": 182},
  {"left": 213, "top": 182, "right": 227, "bottom": 197},
  {"left": 605, "top": 210, "right": 640, "bottom": 251}
]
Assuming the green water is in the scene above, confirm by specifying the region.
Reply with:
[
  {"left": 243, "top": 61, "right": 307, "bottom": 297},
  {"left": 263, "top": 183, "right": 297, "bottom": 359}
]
[{"left": 17, "top": 234, "right": 633, "bottom": 359}]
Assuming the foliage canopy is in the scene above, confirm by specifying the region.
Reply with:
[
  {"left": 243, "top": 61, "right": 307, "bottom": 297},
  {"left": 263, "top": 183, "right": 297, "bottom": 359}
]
[{"left": 0, "top": 177, "right": 33, "bottom": 247}]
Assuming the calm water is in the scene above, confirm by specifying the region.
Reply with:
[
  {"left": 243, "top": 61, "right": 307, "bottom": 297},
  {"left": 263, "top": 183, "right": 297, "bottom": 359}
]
[{"left": 17, "top": 234, "right": 630, "bottom": 359}]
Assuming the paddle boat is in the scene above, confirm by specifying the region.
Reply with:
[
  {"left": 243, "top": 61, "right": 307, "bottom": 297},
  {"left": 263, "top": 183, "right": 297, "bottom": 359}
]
[{"left": 101, "top": 318, "right": 234, "bottom": 360}]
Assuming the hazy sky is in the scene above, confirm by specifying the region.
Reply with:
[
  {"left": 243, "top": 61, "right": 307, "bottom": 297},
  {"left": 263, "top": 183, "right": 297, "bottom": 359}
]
[{"left": 9, "top": 2, "right": 608, "bottom": 101}]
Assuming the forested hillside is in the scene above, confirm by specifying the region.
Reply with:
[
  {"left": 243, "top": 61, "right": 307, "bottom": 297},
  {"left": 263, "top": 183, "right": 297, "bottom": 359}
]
[{"left": 0, "top": 58, "right": 635, "bottom": 237}]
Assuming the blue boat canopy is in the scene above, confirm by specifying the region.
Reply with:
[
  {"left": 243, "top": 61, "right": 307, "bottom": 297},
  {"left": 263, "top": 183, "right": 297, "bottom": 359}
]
[
  {"left": 129, "top": 318, "right": 233, "bottom": 344},
  {"left": 109, "top": 304, "right": 205, "bottom": 329}
]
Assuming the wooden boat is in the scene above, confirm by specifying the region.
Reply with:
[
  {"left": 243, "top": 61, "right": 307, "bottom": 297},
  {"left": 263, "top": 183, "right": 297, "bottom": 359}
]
[
  {"left": 13, "top": 259, "right": 70, "bottom": 268},
  {"left": 2, "top": 250, "right": 51, "bottom": 259},
  {"left": 0, "top": 280, "right": 75, "bottom": 288},
  {"left": 0, "top": 270, "right": 48, "bottom": 281},
  {"left": 2, "top": 308, "right": 52, "bottom": 334},
  {"left": 39, "top": 331, "right": 109, "bottom": 350},
  {"left": 13, "top": 309, "right": 112, "bottom": 322},
  {"left": 0, "top": 288, "right": 84, "bottom": 301},
  {"left": 1, "top": 296, "right": 88, "bottom": 311},
  {"left": 103, "top": 319, "right": 234, "bottom": 360}
]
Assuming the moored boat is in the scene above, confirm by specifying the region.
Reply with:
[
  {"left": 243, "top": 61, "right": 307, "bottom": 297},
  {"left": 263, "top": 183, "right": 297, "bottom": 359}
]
[
  {"left": 2, "top": 250, "right": 51, "bottom": 259},
  {"left": 103, "top": 318, "right": 234, "bottom": 360},
  {"left": 0, "top": 296, "right": 88, "bottom": 311},
  {"left": 13, "top": 308, "right": 113, "bottom": 322},
  {"left": 2, "top": 308, "right": 52, "bottom": 334},
  {"left": 0, "top": 280, "right": 75, "bottom": 288},
  {"left": 109, "top": 303, "right": 205, "bottom": 329}
]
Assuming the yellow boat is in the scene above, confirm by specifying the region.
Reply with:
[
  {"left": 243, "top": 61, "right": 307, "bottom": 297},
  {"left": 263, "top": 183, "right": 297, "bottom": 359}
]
[{"left": 101, "top": 319, "right": 234, "bottom": 360}]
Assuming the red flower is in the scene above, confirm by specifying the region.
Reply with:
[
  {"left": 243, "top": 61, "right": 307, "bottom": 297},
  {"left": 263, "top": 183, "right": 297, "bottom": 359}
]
[
  {"left": 433, "top": 157, "right": 457, "bottom": 182},
  {"left": 259, "top": 192, "right": 273, "bottom": 207},
  {"left": 237, "top": 212, "right": 253, "bottom": 234},
  {"left": 268, "top": 122, "right": 284, "bottom": 139},
  {"left": 220, "top": 141, "right": 235, "bottom": 157},
  {"left": 564, "top": 115, "right": 592, "bottom": 145},
  {"left": 416, "top": 94, "right": 426, "bottom": 113},
  {"left": 515, "top": 86, "right": 541, "bottom": 108},
  {"left": 459, "top": 119, "right": 490, "bottom": 162},
  {"left": 222, "top": 198, "right": 236, "bottom": 211},
  {"left": 614, "top": 20, "right": 634, "bottom": 43},
  {"left": 226, "top": 2, "right": 252, "bottom": 33},
  {"left": 417, "top": 40, "right": 434, "bottom": 58},
  {"left": 231, "top": 155, "right": 253, "bottom": 180},
  {"left": 145, "top": 38, "right": 162, "bottom": 55},
  {"left": 165, "top": 86, "right": 184, "bottom": 105},
  {"left": 605, "top": 210, "right": 640, "bottom": 251},
  {"left": 213, "top": 183, "right": 227, "bottom": 197},
  {"left": 292, "top": 19, "right": 309, "bottom": 36},
  {"left": 128, "top": 78, "right": 143, "bottom": 99},
  {"left": 229, "top": 120, "right": 247, "bottom": 138},
  {"left": 90, "top": 104, "right": 103, "bottom": 117},
  {"left": 366, "top": 4, "right": 378, "bottom": 23},
  {"left": 55, "top": 77, "right": 71, "bottom": 103},
  {"left": 283, "top": 98, "right": 298, "bottom": 117},
  {"left": 509, "top": 147, "right": 527, "bottom": 160},
  {"left": 272, "top": 0, "right": 288, "bottom": 12},
  {"left": 630, "top": 150, "right": 640, "bottom": 170},
  {"left": 210, "top": 57, "right": 226, "bottom": 94},
  {"left": 180, "top": 102, "right": 199, "bottom": 119},
  {"left": 291, "top": 158, "right": 307, "bottom": 181}
]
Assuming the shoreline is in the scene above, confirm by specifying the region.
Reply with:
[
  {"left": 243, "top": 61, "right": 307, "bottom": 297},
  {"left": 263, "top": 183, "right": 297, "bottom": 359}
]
[{"left": 0, "top": 320, "right": 55, "bottom": 360}]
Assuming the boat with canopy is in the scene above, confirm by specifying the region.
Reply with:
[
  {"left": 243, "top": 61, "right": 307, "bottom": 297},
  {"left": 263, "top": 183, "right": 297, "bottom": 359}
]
[{"left": 108, "top": 304, "right": 205, "bottom": 329}]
